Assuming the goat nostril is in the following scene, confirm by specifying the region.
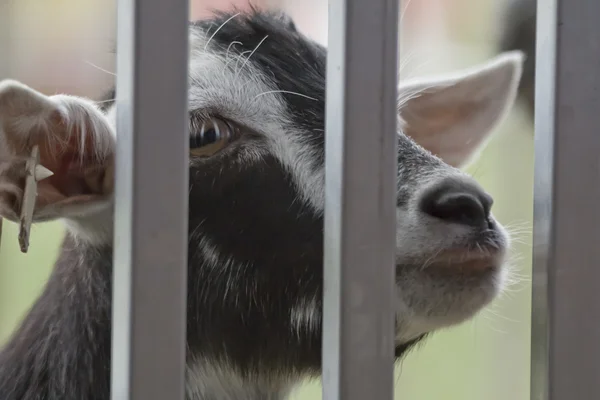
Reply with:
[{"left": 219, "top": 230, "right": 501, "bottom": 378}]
[
  {"left": 420, "top": 183, "right": 492, "bottom": 228},
  {"left": 481, "top": 192, "right": 493, "bottom": 217}
]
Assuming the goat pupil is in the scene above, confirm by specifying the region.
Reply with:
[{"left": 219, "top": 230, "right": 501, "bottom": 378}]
[
  {"left": 190, "top": 128, "right": 219, "bottom": 149},
  {"left": 203, "top": 129, "right": 217, "bottom": 144}
]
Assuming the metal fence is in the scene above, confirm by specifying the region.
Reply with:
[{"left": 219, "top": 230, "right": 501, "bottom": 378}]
[
  {"left": 107, "top": 0, "right": 600, "bottom": 399},
  {"left": 531, "top": 0, "right": 600, "bottom": 399},
  {"left": 110, "top": 0, "right": 189, "bottom": 398}
]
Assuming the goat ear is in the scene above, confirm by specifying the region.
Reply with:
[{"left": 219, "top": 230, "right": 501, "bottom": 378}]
[
  {"left": 398, "top": 51, "right": 524, "bottom": 168},
  {"left": 0, "top": 80, "right": 115, "bottom": 223}
]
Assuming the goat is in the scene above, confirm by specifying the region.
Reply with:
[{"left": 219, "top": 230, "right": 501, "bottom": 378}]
[{"left": 0, "top": 9, "right": 523, "bottom": 400}]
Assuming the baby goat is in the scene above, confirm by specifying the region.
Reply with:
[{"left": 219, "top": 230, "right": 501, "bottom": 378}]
[{"left": 0, "top": 9, "right": 523, "bottom": 400}]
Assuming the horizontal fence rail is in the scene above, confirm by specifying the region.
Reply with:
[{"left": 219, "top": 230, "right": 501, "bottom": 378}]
[
  {"left": 110, "top": 0, "right": 190, "bottom": 398},
  {"left": 531, "top": 0, "right": 600, "bottom": 399},
  {"left": 322, "top": 0, "right": 399, "bottom": 399}
]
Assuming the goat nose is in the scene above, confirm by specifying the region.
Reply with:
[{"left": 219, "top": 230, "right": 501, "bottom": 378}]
[{"left": 419, "top": 177, "right": 493, "bottom": 228}]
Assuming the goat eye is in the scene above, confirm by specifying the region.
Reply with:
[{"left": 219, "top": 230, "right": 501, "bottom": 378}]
[{"left": 189, "top": 118, "right": 237, "bottom": 157}]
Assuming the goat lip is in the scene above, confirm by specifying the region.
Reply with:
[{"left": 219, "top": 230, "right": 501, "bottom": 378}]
[{"left": 425, "top": 248, "right": 504, "bottom": 273}]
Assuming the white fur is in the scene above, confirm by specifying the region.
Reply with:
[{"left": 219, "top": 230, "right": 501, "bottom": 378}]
[
  {"left": 186, "top": 359, "right": 295, "bottom": 400},
  {"left": 0, "top": 81, "right": 115, "bottom": 246},
  {"left": 289, "top": 296, "right": 320, "bottom": 338},
  {"left": 0, "top": 81, "right": 115, "bottom": 162}
]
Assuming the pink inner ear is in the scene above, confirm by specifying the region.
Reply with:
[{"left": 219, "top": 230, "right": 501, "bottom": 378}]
[{"left": 402, "top": 97, "right": 487, "bottom": 168}]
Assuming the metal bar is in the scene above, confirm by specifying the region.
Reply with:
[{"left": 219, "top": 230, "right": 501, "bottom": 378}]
[
  {"left": 0, "top": 0, "right": 9, "bottom": 250},
  {"left": 322, "top": 0, "right": 399, "bottom": 398},
  {"left": 0, "top": 2, "right": 9, "bottom": 80},
  {"left": 110, "top": 0, "right": 189, "bottom": 398},
  {"left": 531, "top": 0, "right": 600, "bottom": 399}
]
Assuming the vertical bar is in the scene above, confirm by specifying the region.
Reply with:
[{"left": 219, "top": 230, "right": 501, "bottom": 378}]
[
  {"left": 0, "top": 2, "right": 9, "bottom": 79},
  {"left": 110, "top": 0, "right": 189, "bottom": 398},
  {"left": 322, "top": 0, "right": 399, "bottom": 398},
  {"left": 531, "top": 0, "right": 600, "bottom": 399},
  {"left": 0, "top": 0, "right": 10, "bottom": 249}
]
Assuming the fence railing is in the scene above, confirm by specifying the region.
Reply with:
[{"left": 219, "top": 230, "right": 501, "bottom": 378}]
[
  {"left": 531, "top": 0, "right": 600, "bottom": 399},
  {"left": 322, "top": 0, "right": 399, "bottom": 399},
  {"left": 110, "top": 0, "right": 189, "bottom": 398}
]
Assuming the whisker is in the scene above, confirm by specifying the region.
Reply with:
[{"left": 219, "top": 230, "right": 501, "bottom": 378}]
[
  {"left": 236, "top": 35, "right": 269, "bottom": 79},
  {"left": 205, "top": 12, "right": 241, "bottom": 51},
  {"left": 400, "top": 0, "right": 415, "bottom": 25},
  {"left": 223, "top": 50, "right": 248, "bottom": 72},
  {"left": 83, "top": 61, "right": 116, "bottom": 77},
  {"left": 226, "top": 40, "right": 243, "bottom": 60},
  {"left": 420, "top": 246, "right": 444, "bottom": 270},
  {"left": 253, "top": 90, "right": 318, "bottom": 101}
]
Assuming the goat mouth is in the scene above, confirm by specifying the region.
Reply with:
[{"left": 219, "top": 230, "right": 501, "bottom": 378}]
[
  {"left": 422, "top": 247, "right": 505, "bottom": 274},
  {"left": 395, "top": 242, "right": 506, "bottom": 276}
]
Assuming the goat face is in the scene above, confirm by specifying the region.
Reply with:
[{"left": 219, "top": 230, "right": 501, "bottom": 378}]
[
  {"left": 166, "top": 11, "right": 522, "bottom": 361},
  {"left": 0, "top": 8, "right": 523, "bottom": 390}
]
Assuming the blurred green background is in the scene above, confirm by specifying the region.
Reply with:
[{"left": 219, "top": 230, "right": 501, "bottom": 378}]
[{"left": 0, "top": 0, "right": 534, "bottom": 399}]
